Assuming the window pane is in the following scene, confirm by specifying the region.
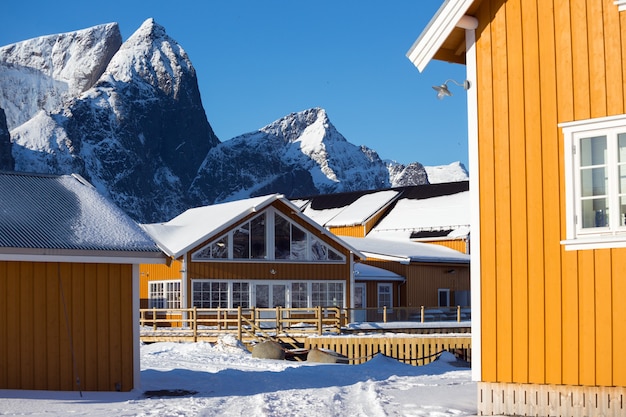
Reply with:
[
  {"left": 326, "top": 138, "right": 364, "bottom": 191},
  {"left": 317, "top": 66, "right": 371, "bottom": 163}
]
[
  {"left": 291, "top": 282, "right": 308, "bottom": 308},
  {"left": 250, "top": 213, "right": 266, "bottom": 259},
  {"left": 581, "top": 198, "right": 608, "bottom": 228},
  {"left": 275, "top": 214, "right": 290, "bottom": 259},
  {"left": 580, "top": 136, "right": 606, "bottom": 166},
  {"left": 233, "top": 282, "right": 249, "bottom": 308},
  {"left": 580, "top": 167, "right": 606, "bottom": 197},
  {"left": 311, "top": 239, "right": 326, "bottom": 260},
  {"left": 211, "top": 236, "right": 229, "bottom": 258},
  {"left": 619, "top": 133, "right": 626, "bottom": 162},
  {"left": 233, "top": 224, "right": 249, "bottom": 259},
  {"left": 291, "top": 224, "right": 307, "bottom": 259},
  {"left": 272, "top": 285, "right": 286, "bottom": 307},
  {"left": 621, "top": 196, "right": 626, "bottom": 227},
  {"left": 256, "top": 285, "right": 269, "bottom": 308},
  {"left": 621, "top": 165, "right": 626, "bottom": 194}
]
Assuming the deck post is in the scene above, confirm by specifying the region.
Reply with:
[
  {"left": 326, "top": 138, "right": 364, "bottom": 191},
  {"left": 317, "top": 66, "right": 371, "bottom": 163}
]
[
  {"left": 383, "top": 306, "right": 387, "bottom": 323},
  {"left": 457, "top": 305, "right": 461, "bottom": 322},
  {"left": 193, "top": 307, "right": 197, "bottom": 342},
  {"left": 237, "top": 306, "right": 242, "bottom": 341},
  {"left": 420, "top": 306, "right": 425, "bottom": 323},
  {"left": 317, "top": 306, "right": 323, "bottom": 335}
]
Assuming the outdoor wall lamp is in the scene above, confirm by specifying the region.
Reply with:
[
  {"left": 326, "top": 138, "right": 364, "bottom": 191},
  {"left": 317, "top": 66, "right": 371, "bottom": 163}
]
[{"left": 432, "top": 79, "right": 471, "bottom": 99}]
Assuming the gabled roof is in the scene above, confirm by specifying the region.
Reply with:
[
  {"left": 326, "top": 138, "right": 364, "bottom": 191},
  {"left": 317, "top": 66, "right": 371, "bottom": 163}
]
[
  {"left": 142, "top": 194, "right": 365, "bottom": 259},
  {"left": 299, "top": 189, "right": 400, "bottom": 228},
  {"left": 406, "top": 0, "right": 479, "bottom": 72},
  {"left": 0, "top": 171, "right": 163, "bottom": 262},
  {"left": 370, "top": 187, "right": 470, "bottom": 240},
  {"left": 340, "top": 236, "right": 470, "bottom": 265}
]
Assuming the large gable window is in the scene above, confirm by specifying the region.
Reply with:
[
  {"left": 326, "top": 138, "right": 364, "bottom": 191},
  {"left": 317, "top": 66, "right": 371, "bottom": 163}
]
[
  {"left": 192, "top": 208, "right": 345, "bottom": 262},
  {"left": 561, "top": 114, "right": 626, "bottom": 249}
]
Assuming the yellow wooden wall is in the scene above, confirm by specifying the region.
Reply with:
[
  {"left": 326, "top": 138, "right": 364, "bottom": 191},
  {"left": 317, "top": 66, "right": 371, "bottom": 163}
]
[
  {"left": 362, "top": 260, "right": 470, "bottom": 308},
  {"left": 424, "top": 239, "right": 469, "bottom": 254},
  {"left": 474, "top": 0, "right": 626, "bottom": 387},
  {"left": 0, "top": 261, "right": 134, "bottom": 391},
  {"left": 328, "top": 225, "right": 365, "bottom": 238}
]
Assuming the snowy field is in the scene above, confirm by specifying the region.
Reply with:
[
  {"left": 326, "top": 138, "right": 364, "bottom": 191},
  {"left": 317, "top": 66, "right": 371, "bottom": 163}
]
[{"left": 0, "top": 335, "right": 476, "bottom": 416}]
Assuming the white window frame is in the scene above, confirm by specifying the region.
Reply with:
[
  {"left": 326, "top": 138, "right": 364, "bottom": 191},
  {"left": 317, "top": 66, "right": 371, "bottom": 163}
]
[
  {"left": 148, "top": 280, "right": 181, "bottom": 309},
  {"left": 377, "top": 283, "right": 392, "bottom": 312},
  {"left": 192, "top": 207, "right": 345, "bottom": 263},
  {"left": 560, "top": 114, "right": 626, "bottom": 250}
]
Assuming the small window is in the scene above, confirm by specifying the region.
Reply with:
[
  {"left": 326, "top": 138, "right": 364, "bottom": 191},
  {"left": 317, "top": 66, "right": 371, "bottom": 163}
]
[
  {"left": 148, "top": 281, "right": 181, "bottom": 308},
  {"left": 377, "top": 283, "right": 392, "bottom": 312},
  {"left": 560, "top": 114, "right": 626, "bottom": 250},
  {"left": 438, "top": 288, "right": 450, "bottom": 307}
]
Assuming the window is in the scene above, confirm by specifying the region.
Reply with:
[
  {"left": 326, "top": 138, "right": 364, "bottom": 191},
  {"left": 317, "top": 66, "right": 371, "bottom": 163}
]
[
  {"left": 377, "top": 283, "right": 392, "bottom": 311},
  {"left": 311, "top": 282, "right": 343, "bottom": 307},
  {"left": 148, "top": 281, "right": 181, "bottom": 308},
  {"left": 561, "top": 115, "right": 626, "bottom": 250},
  {"left": 192, "top": 208, "right": 345, "bottom": 262},
  {"left": 438, "top": 289, "right": 451, "bottom": 307},
  {"left": 192, "top": 281, "right": 228, "bottom": 308},
  {"left": 191, "top": 280, "right": 344, "bottom": 309}
]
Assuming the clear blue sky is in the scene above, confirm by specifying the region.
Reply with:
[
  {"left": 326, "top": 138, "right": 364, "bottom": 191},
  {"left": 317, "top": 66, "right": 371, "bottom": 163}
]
[{"left": 1, "top": 1, "right": 469, "bottom": 167}]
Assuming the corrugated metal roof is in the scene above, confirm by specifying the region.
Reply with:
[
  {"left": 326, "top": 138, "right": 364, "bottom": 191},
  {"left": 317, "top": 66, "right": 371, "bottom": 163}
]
[{"left": 0, "top": 171, "right": 161, "bottom": 253}]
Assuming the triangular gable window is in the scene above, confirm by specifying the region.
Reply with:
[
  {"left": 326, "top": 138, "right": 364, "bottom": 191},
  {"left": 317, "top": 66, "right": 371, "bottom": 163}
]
[{"left": 192, "top": 208, "right": 345, "bottom": 262}]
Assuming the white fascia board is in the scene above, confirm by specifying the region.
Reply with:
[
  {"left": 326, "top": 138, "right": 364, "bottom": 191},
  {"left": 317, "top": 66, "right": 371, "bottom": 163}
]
[
  {"left": 0, "top": 253, "right": 166, "bottom": 264},
  {"left": 406, "top": 0, "right": 476, "bottom": 72}
]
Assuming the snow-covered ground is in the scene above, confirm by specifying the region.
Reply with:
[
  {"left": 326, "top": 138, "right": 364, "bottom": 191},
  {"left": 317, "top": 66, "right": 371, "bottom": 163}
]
[{"left": 0, "top": 335, "right": 476, "bottom": 416}]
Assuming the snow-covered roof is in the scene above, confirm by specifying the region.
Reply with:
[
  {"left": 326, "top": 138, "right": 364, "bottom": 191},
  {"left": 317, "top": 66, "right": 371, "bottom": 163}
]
[
  {"left": 142, "top": 194, "right": 365, "bottom": 259},
  {"left": 370, "top": 190, "right": 470, "bottom": 240},
  {"left": 353, "top": 263, "right": 404, "bottom": 282},
  {"left": 340, "top": 236, "right": 470, "bottom": 265},
  {"left": 299, "top": 189, "right": 399, "bottom": 228},
  {"left": 0, "top": 171, "right": 163, "bottom": 261}
]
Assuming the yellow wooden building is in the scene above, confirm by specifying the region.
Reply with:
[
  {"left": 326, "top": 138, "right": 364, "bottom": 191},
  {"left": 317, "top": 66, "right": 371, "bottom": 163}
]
[
  {"left": 139, "top": 194, "right": 363, "bottom": 313},
  {"left": 408, "top": 0, "right": 626, "bottom": 415},
  {"left": 0, "top": 172, "right": 166, "bottom": 392}
]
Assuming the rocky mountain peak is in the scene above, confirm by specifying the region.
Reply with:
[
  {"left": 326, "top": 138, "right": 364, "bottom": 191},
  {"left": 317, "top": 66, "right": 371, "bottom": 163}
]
[
  {"left": 103, "top": 18, "right": 193, "bottom": 99},
  {"left": 0, "top": 23, "right": 122, "bottom": 130}
]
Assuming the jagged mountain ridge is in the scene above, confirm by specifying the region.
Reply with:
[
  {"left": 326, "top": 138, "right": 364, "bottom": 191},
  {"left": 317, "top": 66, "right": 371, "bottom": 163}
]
[
  {"left": 0, "top": 19, "right": 462, "bottom": 223},
  {"left": 189, "top": 108, "right": 427, "bottom": 203}
]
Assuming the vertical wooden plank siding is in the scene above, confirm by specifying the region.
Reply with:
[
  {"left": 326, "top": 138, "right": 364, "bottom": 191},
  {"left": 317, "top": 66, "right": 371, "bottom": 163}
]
[
  {"left": 612, "top": 252, "right": 626, "bottom": 386},
  {"left": 536, "top": 0, "right": 563, "bottom": 386},
  {"left": 474, "top": 0, "right": 626, "bottom": 389},
  {"left": 520, "top": 0, "right": 546, "bottom": 385},
  {"left": 491, "top": 0, "right": 515, "bottom": 384},
  {"left": 505, "top": 0, "right": 530, "bottom": 385},
  {"left": 425, "top": 239, "right": 468, "bottom": 254},
  {"left": 328, "top": 225, "right": 365, "bottom": 238},
  {"left": 476, "top": 0, "right": 498, "bottom": 383},
  {"left": 0, "top": 261, "right": 135, "bottom": 391}
]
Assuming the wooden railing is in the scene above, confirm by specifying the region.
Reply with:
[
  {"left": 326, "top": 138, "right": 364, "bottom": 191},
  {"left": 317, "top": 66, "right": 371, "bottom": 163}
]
[
  {"left": 139, "top": 306, "right": 343, "bottom": 343},
  {"left": 139, "top": 305, "right": 470, "bottom": 341},
  {"left": 341, "top": 305, "right": 471, "bottom": 326}
]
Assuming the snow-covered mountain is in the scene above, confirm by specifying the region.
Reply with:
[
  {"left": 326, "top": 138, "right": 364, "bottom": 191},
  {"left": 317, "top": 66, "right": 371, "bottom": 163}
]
[
  {"left": 189, "top": 108, "right": 428, "bottom": 203},
  {"left": 0, "top": 19, "right": 463, "bottom": 223},
  {"left": 425, "top": 162, "right": 469, "bottom": 184}
]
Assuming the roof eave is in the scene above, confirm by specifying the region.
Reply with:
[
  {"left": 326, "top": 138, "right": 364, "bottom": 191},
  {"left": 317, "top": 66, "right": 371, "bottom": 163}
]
[
  {"left": 0, "top": 247, "right": 167, "bottom": 264},
  {"left": 406, "top": 0, "right": 477, "bottom": 72}
]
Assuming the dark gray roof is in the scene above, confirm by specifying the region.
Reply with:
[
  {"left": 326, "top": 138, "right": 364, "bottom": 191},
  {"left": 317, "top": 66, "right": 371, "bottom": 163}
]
[{"left": 0, "top": 171, "right": 162, "bottom": 254}]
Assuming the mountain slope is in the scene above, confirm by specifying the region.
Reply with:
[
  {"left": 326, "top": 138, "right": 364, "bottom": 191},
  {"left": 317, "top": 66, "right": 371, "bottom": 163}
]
[
  {"left": 190, "top": 108, "right": 427, "bottom": 204},
  {"left": 6, "top": 19, "right": 220, "bottom": 222},
  {"left": 1, "top": 20, "right": 460, "bottom": 223}
]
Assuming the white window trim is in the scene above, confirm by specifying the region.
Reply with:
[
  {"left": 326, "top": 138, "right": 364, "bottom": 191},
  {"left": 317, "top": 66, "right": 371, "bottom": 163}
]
[
  {"left": 560, "top": 114, "right": 626, "bottom": 250},
  {"left": 377, "top": 283, "right": 393, "bottom": 312},
  {"left": 192, "top": 207, "right": 346, "bottom": 263},
  {"left": 615, "top": 0, "right": 626, "bottom": 12},
  {"left": 148, "top": 280, "right": 181, "bottom": 309}
]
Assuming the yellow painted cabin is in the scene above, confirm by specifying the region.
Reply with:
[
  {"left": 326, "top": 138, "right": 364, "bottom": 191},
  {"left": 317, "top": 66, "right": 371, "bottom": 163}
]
[{"left": 409, "top": 0, "right": 626, "bottom": 415}]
